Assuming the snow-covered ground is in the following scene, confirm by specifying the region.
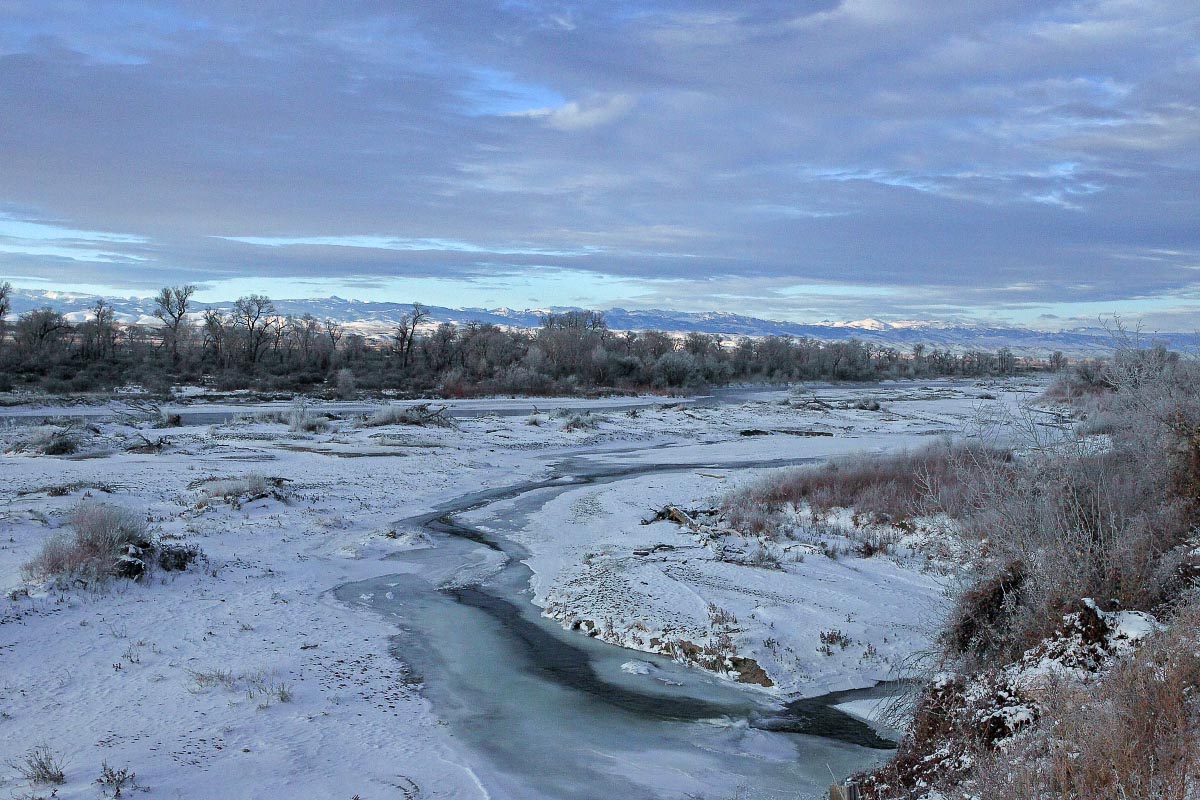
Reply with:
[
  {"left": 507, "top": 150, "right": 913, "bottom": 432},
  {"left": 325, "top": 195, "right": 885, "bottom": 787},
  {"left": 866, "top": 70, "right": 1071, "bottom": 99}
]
[
  {"left": 0, "top": 378, "right": 1043, "bottom": 799},
  {"left": 484, "top": 468, "right": 950, "bottom": 696}
]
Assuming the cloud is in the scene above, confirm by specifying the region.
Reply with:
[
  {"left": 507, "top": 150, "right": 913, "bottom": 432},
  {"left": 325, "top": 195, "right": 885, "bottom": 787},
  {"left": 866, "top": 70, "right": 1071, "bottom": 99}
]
[
  {"left": 0, "top": 1, "right": 1195, "bottom": 325},
  {"left": 509, "top": 93, "right": 637, "bottom": 130}
]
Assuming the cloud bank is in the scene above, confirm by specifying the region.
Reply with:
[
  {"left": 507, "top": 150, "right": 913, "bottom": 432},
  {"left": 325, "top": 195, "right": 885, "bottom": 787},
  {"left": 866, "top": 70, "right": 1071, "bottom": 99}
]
[{"left": 0, "top": 1, "right": 1197, "bottom": 326}]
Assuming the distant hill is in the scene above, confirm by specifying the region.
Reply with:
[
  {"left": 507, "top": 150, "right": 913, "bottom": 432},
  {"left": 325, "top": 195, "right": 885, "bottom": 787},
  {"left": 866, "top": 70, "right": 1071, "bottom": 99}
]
[{"left": 7, "top": 288, "right": 1193, "bottom": 356}]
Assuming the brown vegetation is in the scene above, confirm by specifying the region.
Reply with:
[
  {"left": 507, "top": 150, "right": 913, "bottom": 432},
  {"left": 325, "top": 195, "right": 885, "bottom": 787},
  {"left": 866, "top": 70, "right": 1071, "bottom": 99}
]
[
  {"left": 24, "top": 499, "right": 202, "bottom": 585},
  {"left": 957, "top": 606, "right": 1200, "bottom": 800},
  {"left": 23, "top": 500, "right": 152, "bottom": 584},
  {"left": 721, "top": 442, "right": 1011, "bottom": 536},
  {"left": 855, "top": 342, "right": 1200, "bottom": 799}
]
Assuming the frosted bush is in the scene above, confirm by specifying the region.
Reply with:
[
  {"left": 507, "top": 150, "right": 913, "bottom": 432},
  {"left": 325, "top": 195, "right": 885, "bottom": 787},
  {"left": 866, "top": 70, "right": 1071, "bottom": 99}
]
[
  {"left": 286, "top": 397, "right": 328, "bottom": 433},
  {"left": 23, "top": 500, "right": 150, "bottom": 583}
]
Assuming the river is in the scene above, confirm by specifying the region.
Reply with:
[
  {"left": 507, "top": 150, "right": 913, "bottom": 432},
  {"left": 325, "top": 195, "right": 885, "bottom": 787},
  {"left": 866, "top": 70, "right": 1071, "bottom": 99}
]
[{"left": 336, "top": 452, "right": 899, "bottom": 800}]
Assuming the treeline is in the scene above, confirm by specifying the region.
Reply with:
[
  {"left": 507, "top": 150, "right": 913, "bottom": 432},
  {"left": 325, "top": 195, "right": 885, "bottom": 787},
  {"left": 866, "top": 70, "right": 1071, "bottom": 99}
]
[{"left": 0, "top": 282, "right": 1055, "bottom": 396}]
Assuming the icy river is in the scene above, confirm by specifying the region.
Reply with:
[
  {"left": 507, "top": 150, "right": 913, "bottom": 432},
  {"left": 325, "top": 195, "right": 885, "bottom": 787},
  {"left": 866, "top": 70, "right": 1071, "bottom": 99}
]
[{"left": 337, "top": 453, "right": 899, "bottom": 800}]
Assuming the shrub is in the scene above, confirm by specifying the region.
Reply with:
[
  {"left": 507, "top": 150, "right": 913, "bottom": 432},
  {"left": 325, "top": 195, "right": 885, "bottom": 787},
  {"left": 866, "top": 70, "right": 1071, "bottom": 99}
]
[
  {"left": 942, "top": 560, "right": 1026, "bottom": 660},
  {"left": 24, "top": 500, "right": 151, "bottom": 584},
  {"left": 820, "top": 629, "right": 852, "bottom": 649},
  {"left": 953, "top": 448, "right": 1190, "bottom": 663},
  {"left": 652, "top": 351, "right": 698, "bottom": 387},
  {"left": 286, "top": 397, "right": 328, "bottom": 433},
  {"left": 41, "top": 431, "right": 80, "bottom": 455},
  {"left": 334, "top": 368, "right": 356, "bottom": 399},
  {"left": 7, "top": 743, "right": 66, "bottom": 785},
  {"left": 848, "top": 523, "right": 900, "bottom": 558},
  {"left": 1041, "top": 365, "right": 1111, "bottom": 403},
  {"left": 157, "top": 543, "right": 202, "bottom": 571},
  {"left": 7, "top": 423, "right": 81, "bottom": 456},
  {"left": 157, "top": 409, "right": 183, "bottom": 427},
  {"left": 858, "top": 347, "right": 1200, "bottom": 798},
  {"left": 96, "top": 760, "right": 138, "bottom": 797},
  {"left": 957, "top": 605, "right": 1200, "bottom": 800},
  {"left": 747, "top": 541, "right": 782, "bottom": 569},
  {"left": 561, "top": 412, "right": 600, "bottom": 431}
]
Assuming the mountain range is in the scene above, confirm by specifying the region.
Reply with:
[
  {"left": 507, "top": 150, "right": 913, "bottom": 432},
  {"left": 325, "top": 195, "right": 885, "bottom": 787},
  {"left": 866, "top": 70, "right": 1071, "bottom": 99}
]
[{"left": 6, "top": 288, "right": 1192, "bottom": 356}]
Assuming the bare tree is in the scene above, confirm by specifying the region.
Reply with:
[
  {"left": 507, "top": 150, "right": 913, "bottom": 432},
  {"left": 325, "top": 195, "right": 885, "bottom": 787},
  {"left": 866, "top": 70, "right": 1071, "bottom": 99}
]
[
  {"left": 154, "top": 285, "right": 195, "bottom": 366},
  {"left": 295, "top": 314, "right": 321, "bottom": 365},
  {"left": 394, "top": 302, "right": 429, "bottom": 369},
  {"left": 324, "top": 318, "right": 343, "bottom": 351},
  {"left": 231, "top": 294, "right": 275, "bottom": 370},
  {"left": 16, "top": 307, "right": 69, "bottom": 357},
  {"left": 202, "top": 308, "right": 227, "bottom": 366},
  {"left": 0, "top": 281, "right": 11, "bottom": 347},
  {"left": 269, "top": 315, "right": 289, "bottom": 358},
  {"left": 81, "top": 299, "right": 117, "bottom": 359}
]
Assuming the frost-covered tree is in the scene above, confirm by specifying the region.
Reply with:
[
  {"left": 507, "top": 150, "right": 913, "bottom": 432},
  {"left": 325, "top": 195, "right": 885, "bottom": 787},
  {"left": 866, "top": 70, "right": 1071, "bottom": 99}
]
[{"left": 154, "top": 284, "right": 195, "bottom": 365}]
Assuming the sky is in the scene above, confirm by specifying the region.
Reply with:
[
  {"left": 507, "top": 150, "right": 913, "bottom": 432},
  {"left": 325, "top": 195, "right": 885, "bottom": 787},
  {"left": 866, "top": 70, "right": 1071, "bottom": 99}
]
[{"left": 0, "top": 1, "right": 1198, "bottom": 328}]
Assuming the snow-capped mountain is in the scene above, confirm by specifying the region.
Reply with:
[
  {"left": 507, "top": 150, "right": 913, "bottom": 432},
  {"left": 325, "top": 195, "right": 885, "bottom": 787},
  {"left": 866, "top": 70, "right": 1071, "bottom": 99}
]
[{"left": 4, "top": 288, "right": 1192, "bottom": 355}]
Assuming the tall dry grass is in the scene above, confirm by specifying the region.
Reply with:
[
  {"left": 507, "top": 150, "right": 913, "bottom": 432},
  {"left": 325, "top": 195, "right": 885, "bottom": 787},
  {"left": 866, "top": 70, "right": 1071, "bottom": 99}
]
[
  {"left": 722, "top": 442, "right": 1011, "bottom": 536},
  {"left": 23, "top": 500, "right": 150, "bottom": 583},
  {"left": 958, "top": 604, "right": 1200, "bottom": 800}
]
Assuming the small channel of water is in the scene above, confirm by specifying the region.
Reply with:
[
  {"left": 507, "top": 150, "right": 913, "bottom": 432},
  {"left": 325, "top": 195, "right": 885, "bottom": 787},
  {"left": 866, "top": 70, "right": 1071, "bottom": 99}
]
[{"left": 336, "top": 459, "right": 899, "bottom": 800}]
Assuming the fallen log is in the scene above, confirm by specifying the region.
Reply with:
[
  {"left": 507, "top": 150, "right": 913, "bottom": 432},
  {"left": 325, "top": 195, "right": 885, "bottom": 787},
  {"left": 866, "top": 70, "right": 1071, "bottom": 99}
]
[{"left": 640, "top": 504, "right": 719, "bottom": 529}]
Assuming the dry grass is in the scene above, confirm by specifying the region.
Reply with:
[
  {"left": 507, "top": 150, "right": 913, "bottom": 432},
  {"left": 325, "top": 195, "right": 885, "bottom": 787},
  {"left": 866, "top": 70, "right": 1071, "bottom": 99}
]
[
  {"left": 286, "top": 397, "right": 329, "bottom": 433},
  {"left": 23, "top": 500, "right": 150, "bottom": 584},
  {"left": 722, "top": 442, "right": 1010, "bottom": 536},
  {"left": 188, "top": 667, "right": 294, "bottom": 705},
  {"left": 957, "top": 605, "right": 1200, "bottom": 800},
  {"left": 7, "top": 743, "right": 66, "bottom": 785}
]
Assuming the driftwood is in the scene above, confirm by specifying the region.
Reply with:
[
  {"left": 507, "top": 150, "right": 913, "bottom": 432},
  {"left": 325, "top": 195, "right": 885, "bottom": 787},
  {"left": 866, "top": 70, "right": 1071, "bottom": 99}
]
[
  {"left": 371, "top": 402, "right": 456, "bottom": 428},
  {"left": 640, "top": 505, "right": 720, "bottom": 529},
  {"left": 829, "top": 783, "right": 861, "bottom": 800},
  {"left": 126, "top": 432, "right": 169, "bottom": 453},
  {"left": 642, "top": 505, "right": 698, "bottom": 528},
  {"left": 114, "top": 400, "right": 159, "bottom": 424},
  {"left": 114, "top": 400, "right": 183, "bottom": 428},
  {"left": 632, "top": 543, "right": 678, "bottom": 557},
  {"left": 412, "top": 404, "right": 454, "bottom": 427}
]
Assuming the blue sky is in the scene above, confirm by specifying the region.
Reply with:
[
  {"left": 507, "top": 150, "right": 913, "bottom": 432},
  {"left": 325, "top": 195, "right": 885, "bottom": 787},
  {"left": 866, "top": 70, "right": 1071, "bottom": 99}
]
[{"left": 1, "top": 1, "right": 1198, "bottom": 327}]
